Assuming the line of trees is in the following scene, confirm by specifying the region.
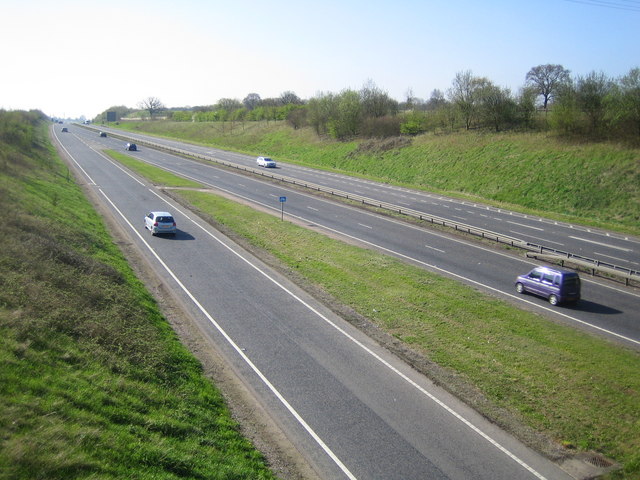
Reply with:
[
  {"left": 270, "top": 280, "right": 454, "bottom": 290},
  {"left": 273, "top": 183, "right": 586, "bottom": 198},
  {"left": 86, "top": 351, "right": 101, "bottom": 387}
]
[{"left": 101, "top": 65, "right": 640, "bottom": 142}]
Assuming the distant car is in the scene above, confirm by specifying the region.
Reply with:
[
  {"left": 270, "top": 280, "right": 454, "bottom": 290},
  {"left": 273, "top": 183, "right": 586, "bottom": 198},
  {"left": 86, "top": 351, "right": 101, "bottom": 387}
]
[
  {"left": 99, "top": 131, "right": 107, "bottom": 137},
  {"left": 257, "top": 156, "right": 276, "bottom": 168},
  {"left": 125, "top": 143, "right": 137, "bottom": 151},
  {"left": 61, "top": 127, "right": 68, "bottom": 132},
  {"left": 144, "top": 211, "right": 176, "bottom": 236},
  {"left": 515, "top": 266, "right": 581, "bottom": 306}
]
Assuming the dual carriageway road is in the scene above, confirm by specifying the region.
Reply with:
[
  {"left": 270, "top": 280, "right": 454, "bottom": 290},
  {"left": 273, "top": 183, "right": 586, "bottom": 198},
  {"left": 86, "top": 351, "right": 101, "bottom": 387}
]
[{"left": 53, "top": 124, "right": 638, "bottom": 479}]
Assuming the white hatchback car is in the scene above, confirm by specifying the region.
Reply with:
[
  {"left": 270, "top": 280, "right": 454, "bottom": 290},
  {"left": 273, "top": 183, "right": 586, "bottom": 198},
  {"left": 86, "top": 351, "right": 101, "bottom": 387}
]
[
  {"left": 144, "top": 211, "right": 176, "bottom": 236},
  {"left": 256, "top": 156, "right": 276, "bottom": 168}
]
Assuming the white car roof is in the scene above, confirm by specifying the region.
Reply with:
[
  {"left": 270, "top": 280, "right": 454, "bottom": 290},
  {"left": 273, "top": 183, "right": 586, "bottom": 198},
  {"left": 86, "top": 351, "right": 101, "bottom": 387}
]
[{"left": 150, "top": 211, "right": 173, "bottom": 216}]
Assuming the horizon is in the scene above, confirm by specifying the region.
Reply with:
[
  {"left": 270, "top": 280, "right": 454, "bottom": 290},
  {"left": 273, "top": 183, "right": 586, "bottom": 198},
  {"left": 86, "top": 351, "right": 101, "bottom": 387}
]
[{"left": 2, "top": 0, "right": 638, "bottom": 119}]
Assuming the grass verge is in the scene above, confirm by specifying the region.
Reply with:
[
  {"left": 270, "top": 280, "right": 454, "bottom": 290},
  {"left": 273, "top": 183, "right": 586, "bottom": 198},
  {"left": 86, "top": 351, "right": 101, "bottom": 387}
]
[
  {"left": 0, "top": 115, "right": 278, "bottom": 479},
  {"left": 112, "top": 150, "right": 640, "bottom": 478},
  {"left": 112, "top": 121, "right": 640, "bottom": 236}
]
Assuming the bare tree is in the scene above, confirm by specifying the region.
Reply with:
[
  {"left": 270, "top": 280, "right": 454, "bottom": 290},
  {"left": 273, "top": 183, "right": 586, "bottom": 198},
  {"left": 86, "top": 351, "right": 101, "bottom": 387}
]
[
  {"left": 279, "top": 91, "right": 302, "bottom": 105},
  {"left": 525, "top": 64, "right": 571, "bottom": 110},
  {"left": 216, "top": 98, "right": 242, "bottom": 111},
  {"left": 242, "top": 93, "right": 261, "bottom": 110},
  {"left": 426, "top": 89, "right": 447, "bottom": 111},
  {"left": 138, "top": 97, "right": 165, "bottom": 119}
]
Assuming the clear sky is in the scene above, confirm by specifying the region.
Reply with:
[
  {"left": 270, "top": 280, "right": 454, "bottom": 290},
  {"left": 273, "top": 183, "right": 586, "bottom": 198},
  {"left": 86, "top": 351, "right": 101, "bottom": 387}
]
[{"left": 1, "top": 0, "right": 638, "bottom": 120}]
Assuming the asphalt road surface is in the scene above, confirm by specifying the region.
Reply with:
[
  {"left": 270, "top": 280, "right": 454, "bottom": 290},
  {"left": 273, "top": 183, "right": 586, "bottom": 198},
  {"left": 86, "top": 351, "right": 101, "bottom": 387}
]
[
  {"left": 87, "top": 124, "right": 640, "bottom": 275},
  {"left": 51, "top": 126, "right": 589, "bottom": 479},
  {"left": 70, "top": 125, "right": 640, "bottom": 348}
]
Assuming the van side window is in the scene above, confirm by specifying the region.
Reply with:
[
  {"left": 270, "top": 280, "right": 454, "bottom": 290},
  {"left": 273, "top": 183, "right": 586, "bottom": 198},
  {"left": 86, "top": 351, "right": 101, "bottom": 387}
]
[
  {"left": 542, "top": 273, "right": 554, "bottom": 284},
  {"left": 529, "top": 270, "right": 542, "bottom": 280},
  {"left": 553, "top": 276, "right": 561, "bottom": 286}
]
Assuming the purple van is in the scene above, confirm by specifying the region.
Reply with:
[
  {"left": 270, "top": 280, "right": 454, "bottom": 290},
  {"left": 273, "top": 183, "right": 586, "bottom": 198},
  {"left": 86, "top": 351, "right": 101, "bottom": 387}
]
[{"left": 515, "top": 266, "right": 581, "bottom": 306}]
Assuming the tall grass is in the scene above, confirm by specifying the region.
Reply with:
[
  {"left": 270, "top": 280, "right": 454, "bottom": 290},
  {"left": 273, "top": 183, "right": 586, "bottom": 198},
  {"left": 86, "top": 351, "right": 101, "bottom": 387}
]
[
  {"left": 113, "top": 121, "right": 640, "bottom": 234},
  {"left": 0, "top": 113, "right": 277, "bottom": 479}
]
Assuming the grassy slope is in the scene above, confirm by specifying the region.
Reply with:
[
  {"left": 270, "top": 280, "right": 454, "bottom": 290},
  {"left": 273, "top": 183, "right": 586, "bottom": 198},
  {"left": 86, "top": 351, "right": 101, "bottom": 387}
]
[
  {"left": 107, "top": 150, "right": 640, "bottom": 479},
  {"left": 114, "top": 120, "right": 640, "bottom": 234},
  {"left": 0, "top": 119, "right": 277, "bottom": 479}
]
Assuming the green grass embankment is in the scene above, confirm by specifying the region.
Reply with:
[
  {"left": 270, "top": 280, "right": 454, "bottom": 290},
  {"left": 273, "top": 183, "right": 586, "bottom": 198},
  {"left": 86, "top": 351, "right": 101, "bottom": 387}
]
[
  {"left": 109, "top": 150, "right": 640, "bottom": 478},
  {"left": 113, "top": 120, "right": 640, "bottom": 235},
  {"left": 0, "top": 117, "right": 278, "bottom": 479}
]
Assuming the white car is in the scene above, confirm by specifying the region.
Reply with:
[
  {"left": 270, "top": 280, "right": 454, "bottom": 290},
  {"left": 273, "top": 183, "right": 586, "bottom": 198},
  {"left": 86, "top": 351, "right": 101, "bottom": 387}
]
[
  {"left": 144, "top": 211, "right": 176, "bottom": 236},
  {"left": 256, "top": 156, "right": 276, "bottom": 168}
]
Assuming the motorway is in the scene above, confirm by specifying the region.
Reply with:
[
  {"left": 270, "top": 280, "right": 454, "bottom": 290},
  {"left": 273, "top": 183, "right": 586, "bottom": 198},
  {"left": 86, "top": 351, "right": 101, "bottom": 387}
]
[
  {"left": 88, "top": 124, "right": 640, "bottom": 276},
  {"left": 53, "top": 125, "right": 636, "bottom": 479},
  {"left": 73, "top": 125, "right": 640, "bottom": 348}
]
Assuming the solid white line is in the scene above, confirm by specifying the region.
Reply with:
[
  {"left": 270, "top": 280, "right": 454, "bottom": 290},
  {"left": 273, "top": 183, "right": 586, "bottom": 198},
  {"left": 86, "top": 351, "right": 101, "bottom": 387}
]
[
  {"left": 53, "top": 130, "right": 97, "bottom": 185},
  {"left": 509, "top": 231, "right": 565, "bottom": 246},
  {"left": 595, "top": 252, "right": 639, "bottom": 265},
  {"left": 569, "top": 235, "right": 633, "bottom": 252},
  {"left": 91, "top": 144, "right": 640, "bottom": 477},
  {"left": 107, "top": 188, "right": 359, "bottom": 480},
  {"left": 116, "top": 187, "right": 553, "bottom": 478},
  {"left": 506, "top": 221, "right": 544, "bottom": 231},
  {"left": 62, "top": 137, "right": 357, "bottom": 479}
]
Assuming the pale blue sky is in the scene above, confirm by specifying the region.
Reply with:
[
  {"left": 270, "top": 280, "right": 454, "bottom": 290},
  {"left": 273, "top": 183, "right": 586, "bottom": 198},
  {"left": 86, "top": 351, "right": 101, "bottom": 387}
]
[{"left": 1, "top": 0, "right": 638, "bottom": 119}]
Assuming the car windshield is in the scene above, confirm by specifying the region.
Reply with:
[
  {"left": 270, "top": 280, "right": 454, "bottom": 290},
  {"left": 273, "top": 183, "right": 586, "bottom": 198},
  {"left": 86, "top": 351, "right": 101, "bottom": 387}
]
[{"left": 156, "top": 216, "right": 174, "bottom": 223}]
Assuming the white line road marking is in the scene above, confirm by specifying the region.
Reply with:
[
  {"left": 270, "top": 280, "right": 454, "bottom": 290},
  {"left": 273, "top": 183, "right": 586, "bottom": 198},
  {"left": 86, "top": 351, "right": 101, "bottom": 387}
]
[
  {"left": 569, "top": 236, "right": 633, "bottom": 252},
  {"left": 425, "top": 245, "right": 445, "bottom": 253},
  {"left": 358, "top": 223, "right": 373, "bottom": 229},
  {"left": 506, "top": 221, "right": 544, "bottom": 231},
  {"left": 62, "top": 136, "right": 554, "bottom": 480},
  {"left": 595, "top": 252, "right": 639, "bottom": 265},
  {"left": 509, "top": 231, "right": 565, "bottom": 246}
]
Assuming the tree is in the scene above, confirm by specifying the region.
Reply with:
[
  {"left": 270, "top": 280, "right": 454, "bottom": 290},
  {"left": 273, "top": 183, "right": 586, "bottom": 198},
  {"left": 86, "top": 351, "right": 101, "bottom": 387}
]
[
  {"left": 516, "top": 86, "right": 538, "bottom": 129},
  {"left": 306, "top": 92, "right": 339, "bottom": 135},
  {"left": 329, "top": 90, "right": 362, "bottom": 139},
  {"left": 575, "top": 71, "right": 613, "bottom": 134},
  {"left": 279, "top": 91, "right": 302, "bottom": 105},
  {"left": 425, "top": 89, "right": 447, "bottom": 111},
  {"left": 138, "top": 97, "right": 165, "bottom": 119},
  {"left": 525, "top": 64, "right": 571, "bottom": 110},
  {"left": 217, "top": 98, "right": 242, "bottom": 111},
  {"left": 616, "top": 68, "right": 640, "bottom": 137},
  {"left": 447, "top": 71, "right": 488, "bottom": 130},
  {"left": 479, "top": 83, "right": 516, "bottom": 132},
  {"left": 360, "top": 80, "right": 398, "bottom": 118},
  {"left": 242, "top": 93, "right": 261, "bottom": 110},
  {"left": 286, "top": 106, "right": 307, "bottom": 130}
]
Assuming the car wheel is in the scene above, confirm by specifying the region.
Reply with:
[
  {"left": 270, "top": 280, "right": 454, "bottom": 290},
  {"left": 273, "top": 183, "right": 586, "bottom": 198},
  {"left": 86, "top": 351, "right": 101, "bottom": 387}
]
[
  {"left": 549, "top": 294, "right": 559, "bottom": 306},
  {"left": 515, "top": 283, "right": 524, "bottom": 294}
]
